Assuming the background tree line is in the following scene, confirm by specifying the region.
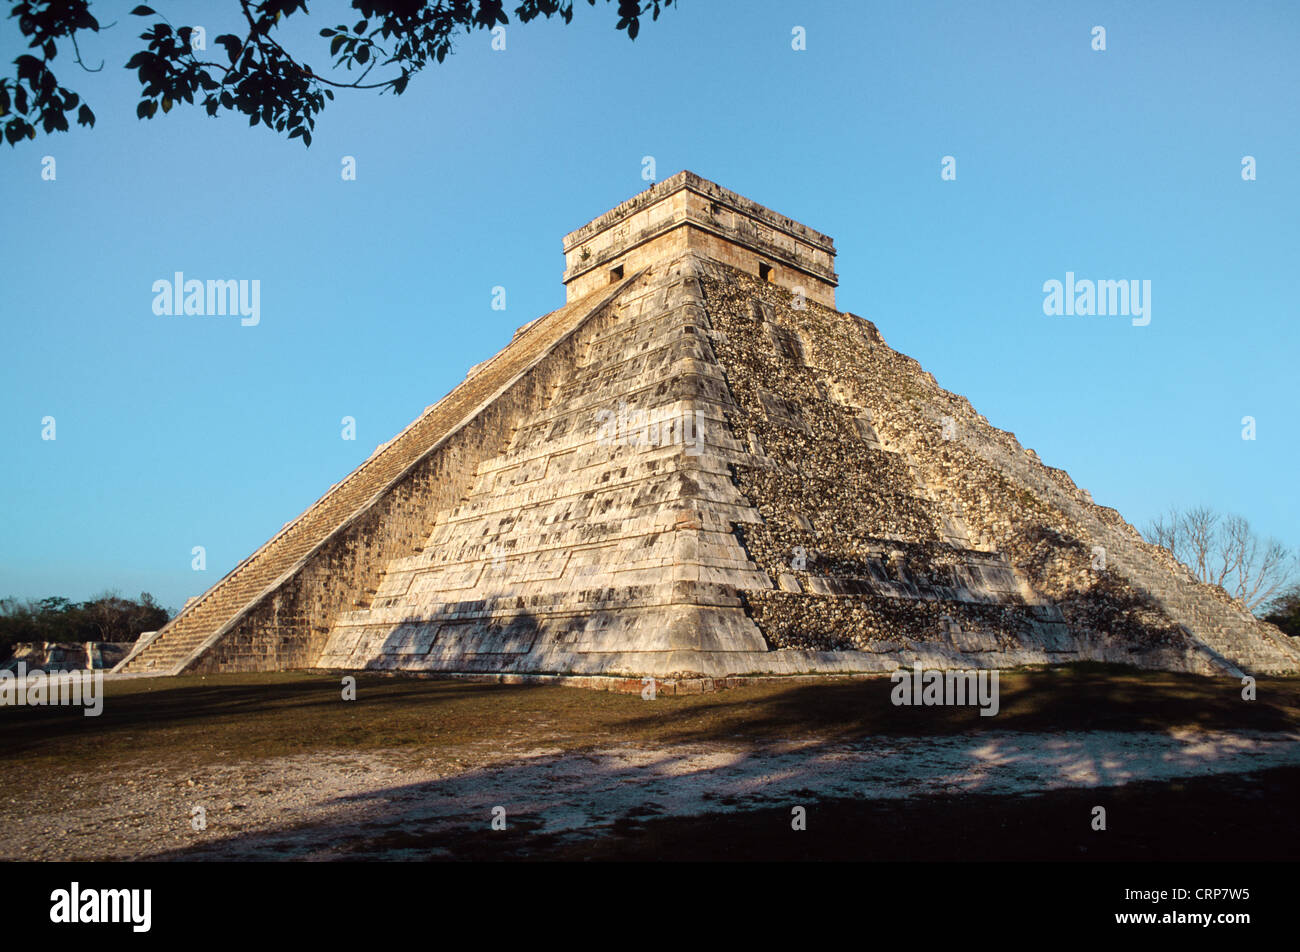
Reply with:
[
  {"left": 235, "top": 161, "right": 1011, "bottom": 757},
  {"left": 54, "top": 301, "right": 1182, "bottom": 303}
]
[{"left": 0, "top": 592, "right": 172, "bottom": 661}]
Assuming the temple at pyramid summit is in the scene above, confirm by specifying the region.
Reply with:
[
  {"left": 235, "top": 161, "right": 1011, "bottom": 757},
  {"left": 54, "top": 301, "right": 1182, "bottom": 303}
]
[{"left": 117, "top": 172, "right": 1300, "bottom": 680}]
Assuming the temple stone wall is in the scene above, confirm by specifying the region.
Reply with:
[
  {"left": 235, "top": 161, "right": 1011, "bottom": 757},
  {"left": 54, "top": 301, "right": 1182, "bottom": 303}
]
[
  {"left": 2, "top": 642, "right": 128, "bottom": 672},
  {"left": 563, "top": 171, "right": 837, "bottom": 307}
]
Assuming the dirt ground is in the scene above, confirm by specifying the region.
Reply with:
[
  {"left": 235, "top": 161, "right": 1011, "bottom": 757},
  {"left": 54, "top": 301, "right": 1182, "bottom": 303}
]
[{"left": 2, "top": 666, "right": 1298, "bottom": 860}]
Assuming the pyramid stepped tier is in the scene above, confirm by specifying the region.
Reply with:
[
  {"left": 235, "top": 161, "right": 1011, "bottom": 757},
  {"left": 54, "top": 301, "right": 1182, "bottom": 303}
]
[
  {"left": 691, "top": 261, "right": 1299, "bottom": 676},
  {"left": 116, "top": 273, "right": 644, "bottom": 674},
  {"left": 318, "top": 259, "right": 776, "bottom": 675},
  {"left": 120, "top": 172, "right": 1300, "bottom": 678}
]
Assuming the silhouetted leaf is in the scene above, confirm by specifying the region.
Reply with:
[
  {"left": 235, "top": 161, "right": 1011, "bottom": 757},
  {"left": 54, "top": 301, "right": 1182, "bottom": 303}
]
[
  {"left": 3, "top": 0, "right": 678, "bottom": 148},
  {"left": 216, "top": 34, "right": 242, "bottom": 63}
]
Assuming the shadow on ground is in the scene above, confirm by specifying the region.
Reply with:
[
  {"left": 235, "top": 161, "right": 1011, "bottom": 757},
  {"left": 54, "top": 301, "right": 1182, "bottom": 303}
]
[{"left": 5, "top": 666, "right": 1298, "bottom": 861}]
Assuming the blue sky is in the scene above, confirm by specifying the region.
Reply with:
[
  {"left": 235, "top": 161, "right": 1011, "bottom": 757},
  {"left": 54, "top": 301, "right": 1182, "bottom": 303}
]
[{"left": 1, "top": 0, "right": 1296, "bottom": 612}]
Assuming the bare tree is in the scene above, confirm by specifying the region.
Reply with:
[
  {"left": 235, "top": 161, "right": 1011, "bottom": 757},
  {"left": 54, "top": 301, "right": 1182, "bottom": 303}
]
[{"left": 1146, "top": 506, "right": 1297, "bottom": 611}]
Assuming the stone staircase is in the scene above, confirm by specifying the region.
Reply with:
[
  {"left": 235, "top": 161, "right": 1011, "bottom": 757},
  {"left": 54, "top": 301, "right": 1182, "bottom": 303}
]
[
  {"left": 859, "top": 324, "right": 1300, "bottom": 678},
  {"left": 117, "top": 277, "right": 642, "bottom": 675},
  {"left": 1107, "top": 538, "right": 1300, "bottom": 675},
  {"left": 970, "top": 425, "right": 1300, "bottom": 676}
]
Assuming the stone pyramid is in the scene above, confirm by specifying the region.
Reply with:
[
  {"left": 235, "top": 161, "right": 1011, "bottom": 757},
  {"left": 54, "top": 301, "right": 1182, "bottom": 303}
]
[{"left": 118, "top": 172, "right": 1300, "bottom": 680}]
